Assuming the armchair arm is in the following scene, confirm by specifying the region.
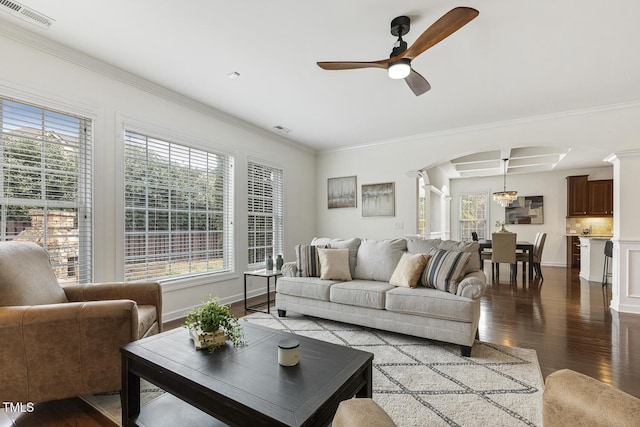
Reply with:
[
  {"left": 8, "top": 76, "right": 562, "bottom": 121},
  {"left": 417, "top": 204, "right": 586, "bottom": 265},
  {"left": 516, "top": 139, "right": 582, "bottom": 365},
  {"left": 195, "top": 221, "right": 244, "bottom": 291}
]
[
  {"left": 543, "top": 369, "right": 640, "bottom": 427},
  {"left": 63, "top": 281, "right": 162, "bottom": 331},
  {"left": 0, "top": 300, "right": 138, "bottom": 403},
  {"left": 456, "top": 271, "right": 487, "bottom": 299}
]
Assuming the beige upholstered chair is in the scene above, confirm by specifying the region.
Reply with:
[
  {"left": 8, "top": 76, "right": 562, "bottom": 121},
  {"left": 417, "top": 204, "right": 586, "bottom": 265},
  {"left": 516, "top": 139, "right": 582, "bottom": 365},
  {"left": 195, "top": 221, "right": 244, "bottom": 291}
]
[
  {"left": 517, "top": 232, "right": 546, "bottom": 280},
  {"left": 333, "top": 399, "right": 396, "bottom": 427},
  {"left": 543, "top": 369, "right": 640, "bottom": 426},
  {"left": 490, "top": 232, "right": 517, "bottom": 283},
  {"left": 0, "top": 241, "right": 162, "bottom": 403}
]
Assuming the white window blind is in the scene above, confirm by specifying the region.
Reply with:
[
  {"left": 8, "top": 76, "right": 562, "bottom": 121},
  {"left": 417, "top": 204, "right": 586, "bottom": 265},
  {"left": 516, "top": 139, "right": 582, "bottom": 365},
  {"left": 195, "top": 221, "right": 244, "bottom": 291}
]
[
  {"left": 417, "top": 175, "right": 426, "bottom": 236},
  {"left": 459, "top": 192, "right": 488, "bottom": 241},
  {"left": 247, "top": 161, "right": 283, "bottom": 268},
  {"left": 0, "top": 97, "right": 92, "bottom": 284},
  {"left": 124, "top": 130, "right": 234, "bottom": 282}
]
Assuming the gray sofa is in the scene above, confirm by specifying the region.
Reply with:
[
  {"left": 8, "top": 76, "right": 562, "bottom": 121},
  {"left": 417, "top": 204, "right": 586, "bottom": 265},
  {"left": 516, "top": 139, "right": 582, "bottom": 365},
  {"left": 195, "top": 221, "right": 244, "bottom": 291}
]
[{"left": 275, "top": 237, "right": 487, "bottom": 356}]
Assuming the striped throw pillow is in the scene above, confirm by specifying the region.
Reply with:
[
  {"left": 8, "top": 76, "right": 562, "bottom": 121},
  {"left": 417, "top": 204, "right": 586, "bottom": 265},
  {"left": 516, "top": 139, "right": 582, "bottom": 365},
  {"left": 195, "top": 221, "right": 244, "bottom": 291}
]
[
  {"left": 295, "top": 244, "right": 328, "bottom": 277},
  {"left": 422, "top": 249, "right": 471, "bottom": 294}
]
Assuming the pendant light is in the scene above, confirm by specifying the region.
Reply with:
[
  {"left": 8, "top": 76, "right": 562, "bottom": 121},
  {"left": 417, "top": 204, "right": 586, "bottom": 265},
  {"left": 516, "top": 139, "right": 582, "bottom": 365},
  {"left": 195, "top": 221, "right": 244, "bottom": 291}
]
[{"left": 493, "top": 158, "right": 518, "bottom": 207}]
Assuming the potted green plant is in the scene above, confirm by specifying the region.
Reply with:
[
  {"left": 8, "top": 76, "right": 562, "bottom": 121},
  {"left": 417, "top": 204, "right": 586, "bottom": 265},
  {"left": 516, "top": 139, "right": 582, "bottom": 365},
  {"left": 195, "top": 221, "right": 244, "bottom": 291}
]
[{"left": 185, "top": 295, "right": 246, "bottom": 351}]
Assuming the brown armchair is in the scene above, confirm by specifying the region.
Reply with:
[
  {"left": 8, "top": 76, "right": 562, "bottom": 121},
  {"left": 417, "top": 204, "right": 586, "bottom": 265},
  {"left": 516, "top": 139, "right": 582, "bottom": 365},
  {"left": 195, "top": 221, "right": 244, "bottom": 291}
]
[
  {"left": 0, "top": 241, "right": 162, "bottom": 403},
  {"left": 543, "top": 369, "right": 640, "bottom": 426}
]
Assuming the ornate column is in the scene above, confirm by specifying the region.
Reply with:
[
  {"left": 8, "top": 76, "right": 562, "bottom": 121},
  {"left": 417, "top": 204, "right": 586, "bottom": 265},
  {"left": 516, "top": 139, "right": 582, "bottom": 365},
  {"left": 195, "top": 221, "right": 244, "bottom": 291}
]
[{"left": 606, "top": 150, "right": 640, "bottom": 313}]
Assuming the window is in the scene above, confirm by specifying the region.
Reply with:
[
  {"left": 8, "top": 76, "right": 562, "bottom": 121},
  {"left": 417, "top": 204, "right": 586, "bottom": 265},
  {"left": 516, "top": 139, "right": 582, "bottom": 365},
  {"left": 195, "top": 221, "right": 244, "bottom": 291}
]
[
  {"left": 417, "top": 175, "right": 426, "bottom": 236},
  {"left": 0, "top": 97, "right": 92, "bottom": 284},
  {"left": 459, "top": 192, "right": 488, "bottom": 241},
  {"left": 124, "top": 130, "right": 234, "bottom": 281},
  {"left": 247, "top": 161, "right": 283, "bottom": 269}
]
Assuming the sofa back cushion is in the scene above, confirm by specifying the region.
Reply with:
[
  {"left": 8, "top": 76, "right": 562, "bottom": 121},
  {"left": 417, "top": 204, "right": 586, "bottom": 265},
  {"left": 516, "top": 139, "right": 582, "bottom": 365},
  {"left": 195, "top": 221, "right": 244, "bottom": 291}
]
[
  {"left": 406, "top": 237, "right": 441, "bottom": 255},
  {"left": 311, "top": 237, "right": 361, "bottom": 277},
  {"left": 421, "top": 249, "right": 471, "bottom": 295},
  {"left": 0, "top": 241, "right": 68, "bottom": 306},
  {"left": 354, "top": 238, "right": 407, "bottom": 282},
  {"left": 437, "top": 240, "right": 480, "bottom": 274}
]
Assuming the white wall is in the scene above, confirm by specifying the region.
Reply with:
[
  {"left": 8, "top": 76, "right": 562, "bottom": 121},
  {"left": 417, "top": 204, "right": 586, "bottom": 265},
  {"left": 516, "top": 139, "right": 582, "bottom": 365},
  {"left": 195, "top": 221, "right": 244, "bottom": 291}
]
[
  {"left": 449, "top": 166, "right": 613, "bottom": 267},
  {"left": 0, "top": 30, "right": 316, "bottom": 321},
  {"left": 315, "top": 101, "right": 639, "bottom": 243}
]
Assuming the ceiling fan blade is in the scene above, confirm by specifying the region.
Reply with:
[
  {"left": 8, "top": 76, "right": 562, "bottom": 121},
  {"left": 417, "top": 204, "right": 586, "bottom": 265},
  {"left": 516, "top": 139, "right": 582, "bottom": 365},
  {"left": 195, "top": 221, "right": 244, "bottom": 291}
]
[
  {"left": 317, "top": 61, "right": 387, "bottom": 70},
  {"left": 405, "top": 69, "right": 431, "bottom": 96},
  {"left": 403, "top": 7, "right": 479, "bottom": 60}
]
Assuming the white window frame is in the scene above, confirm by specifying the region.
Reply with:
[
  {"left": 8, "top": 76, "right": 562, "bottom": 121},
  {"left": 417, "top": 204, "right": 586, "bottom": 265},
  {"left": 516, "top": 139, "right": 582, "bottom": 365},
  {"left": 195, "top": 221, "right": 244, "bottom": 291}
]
[
  {"left": 459, "top": 191, "right": 489, "bottom": 241},
  {"left": 247, "top": 160, "right": 283, "bottom": 269},
  {"left": 123, "top": 129, "right": 234, "bottom": 283},
  {"left": 0, "top": 95, "right": 93, "bottom": 284}
]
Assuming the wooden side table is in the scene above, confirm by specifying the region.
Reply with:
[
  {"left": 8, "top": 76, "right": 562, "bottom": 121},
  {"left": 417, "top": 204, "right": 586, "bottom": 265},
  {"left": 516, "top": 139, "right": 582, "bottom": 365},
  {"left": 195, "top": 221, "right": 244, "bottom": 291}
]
[{"left": 243, "top": 269, "right": 282, "bottom": 314}]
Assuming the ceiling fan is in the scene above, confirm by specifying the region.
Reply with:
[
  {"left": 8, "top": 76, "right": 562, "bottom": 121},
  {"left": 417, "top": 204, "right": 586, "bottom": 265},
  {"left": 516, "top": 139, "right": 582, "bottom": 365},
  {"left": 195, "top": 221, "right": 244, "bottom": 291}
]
[{"left": 317, "top": 7, "right": 479, "bottom": 96}]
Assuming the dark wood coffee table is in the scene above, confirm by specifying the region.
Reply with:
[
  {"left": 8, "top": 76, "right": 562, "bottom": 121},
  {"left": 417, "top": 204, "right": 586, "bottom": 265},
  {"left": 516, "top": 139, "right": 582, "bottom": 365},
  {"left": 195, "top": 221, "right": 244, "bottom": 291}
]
[{"left": 121, "top": 322, "right": 373, "bottom": 427}]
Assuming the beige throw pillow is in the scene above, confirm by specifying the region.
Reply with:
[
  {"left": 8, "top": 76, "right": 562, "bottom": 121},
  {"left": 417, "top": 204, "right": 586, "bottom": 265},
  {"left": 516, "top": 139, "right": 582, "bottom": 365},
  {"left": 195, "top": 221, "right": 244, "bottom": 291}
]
[
  {"left": 389, "top": 253, "right": 430, "bottom": 288},
  {"left": 317, "top": 248, "right": 352, "bottom": 281}
]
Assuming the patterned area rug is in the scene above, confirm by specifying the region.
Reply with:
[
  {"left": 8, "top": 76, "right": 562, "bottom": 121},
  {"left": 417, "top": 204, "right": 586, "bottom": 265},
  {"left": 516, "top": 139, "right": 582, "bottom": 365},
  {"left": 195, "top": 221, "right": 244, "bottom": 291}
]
[
  {"left": 82, "top": 312, "right": 543, "bottom": 427},
  {"left": 81, "top": 379, "right": 163, "bottom": 425},
  {"left": 244, "top": 312, "right": 543, "bottom": 427}
]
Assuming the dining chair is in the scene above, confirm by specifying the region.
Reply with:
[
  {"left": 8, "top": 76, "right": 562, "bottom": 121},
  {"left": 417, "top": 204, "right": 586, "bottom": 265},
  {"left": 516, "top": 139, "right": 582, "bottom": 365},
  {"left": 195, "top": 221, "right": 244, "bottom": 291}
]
[
  {"left": 490, "top": 232, "right": 517, "bottom": 283},
  {"left": 480, "top": 245, "right": 492, "bottom": 271},
  {"left": 517, "top": 232, "right": 546, "bottom": 280}
]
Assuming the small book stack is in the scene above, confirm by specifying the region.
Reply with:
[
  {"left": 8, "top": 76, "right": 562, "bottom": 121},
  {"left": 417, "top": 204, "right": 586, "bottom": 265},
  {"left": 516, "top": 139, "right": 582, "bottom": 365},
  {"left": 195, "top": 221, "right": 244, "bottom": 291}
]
[{"left": 189, "top": 328, "right": 228, "bottom": 350}]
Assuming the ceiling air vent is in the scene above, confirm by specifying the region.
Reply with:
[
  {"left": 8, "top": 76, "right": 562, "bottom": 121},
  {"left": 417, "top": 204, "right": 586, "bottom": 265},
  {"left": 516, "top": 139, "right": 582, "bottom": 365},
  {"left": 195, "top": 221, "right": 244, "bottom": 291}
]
[
  {"left": 273, "top": 125, "right": 292, "bottom": 135},
  {"left": 0, "top": 0, "right": 55, "bottom": 29}
]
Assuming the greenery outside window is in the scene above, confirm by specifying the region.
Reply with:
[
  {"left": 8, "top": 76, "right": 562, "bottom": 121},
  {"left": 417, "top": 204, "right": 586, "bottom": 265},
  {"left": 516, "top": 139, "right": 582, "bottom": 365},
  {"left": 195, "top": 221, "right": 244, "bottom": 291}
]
[
  {"left": 459, "top": 192, "right": 488, "bottom": 241},
  {"left": 124, "top": 130, "right": 234, "bottom": 281},
  {"left": 417, "top": 175, "right": 426, "bottom": 236},
  {"left": 247, "top": 161, "right": 283, "bottom": 269},
  {"left": 0, "top": 97, "right": 92, "bottom": 284}
]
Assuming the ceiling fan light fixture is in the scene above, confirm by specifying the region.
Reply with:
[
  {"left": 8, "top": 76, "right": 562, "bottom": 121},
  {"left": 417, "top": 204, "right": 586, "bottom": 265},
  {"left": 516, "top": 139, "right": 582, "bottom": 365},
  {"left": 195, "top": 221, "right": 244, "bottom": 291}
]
[{"left": 388, "top": 59, "right": 411, "bottom": 79}]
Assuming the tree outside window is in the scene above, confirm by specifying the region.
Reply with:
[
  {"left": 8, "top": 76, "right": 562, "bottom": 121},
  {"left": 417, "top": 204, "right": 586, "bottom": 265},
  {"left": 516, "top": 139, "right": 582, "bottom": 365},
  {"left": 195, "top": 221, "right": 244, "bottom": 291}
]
[{"left": 459, "top": 192, "right": 488, "bottom": 241}]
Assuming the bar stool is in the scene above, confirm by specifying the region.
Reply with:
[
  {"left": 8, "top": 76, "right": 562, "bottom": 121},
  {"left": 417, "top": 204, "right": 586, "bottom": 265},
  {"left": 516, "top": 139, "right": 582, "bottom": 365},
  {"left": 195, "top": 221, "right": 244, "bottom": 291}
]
[{"left": 602, "top": 240, "right": 613, "bottom": 287}]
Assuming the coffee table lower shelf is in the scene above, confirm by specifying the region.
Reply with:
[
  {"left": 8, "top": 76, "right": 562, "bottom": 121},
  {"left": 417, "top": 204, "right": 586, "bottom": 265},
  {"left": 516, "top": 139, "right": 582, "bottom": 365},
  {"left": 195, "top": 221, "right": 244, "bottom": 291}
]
[{"left": 133, "top": 393, "right": 228, "bottom": 427}]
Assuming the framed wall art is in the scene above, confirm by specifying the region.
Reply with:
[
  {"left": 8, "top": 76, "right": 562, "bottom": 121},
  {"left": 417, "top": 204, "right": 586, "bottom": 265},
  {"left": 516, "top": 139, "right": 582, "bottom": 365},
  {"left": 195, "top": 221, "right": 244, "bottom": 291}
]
[
  {"left": 327, "top": 176, "right": 357, "bottom": 209},
  {"left": 506, "top": 195, "right": 544, "bottom": 224},
  {"left": 362, "top": 182, "right": 395, "bottom": 217}
]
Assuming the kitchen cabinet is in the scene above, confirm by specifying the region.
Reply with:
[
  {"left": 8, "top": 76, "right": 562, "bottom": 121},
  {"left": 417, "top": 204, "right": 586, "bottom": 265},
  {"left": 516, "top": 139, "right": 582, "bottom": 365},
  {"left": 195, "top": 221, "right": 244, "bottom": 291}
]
[
  {"left": 567, "top": 175, "right": 589, "bottom": 216},
  {"left": 566, "top": 176, "right": 613, "bottom": 217},
  {"left": 588, "top": 180, "right": 613, "bottom": 215}
]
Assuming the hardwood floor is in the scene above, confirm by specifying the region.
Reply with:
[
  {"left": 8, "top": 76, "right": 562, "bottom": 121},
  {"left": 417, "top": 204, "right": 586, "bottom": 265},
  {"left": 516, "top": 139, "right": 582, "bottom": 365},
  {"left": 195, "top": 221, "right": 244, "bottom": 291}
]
[
  {"left": 3, "top": 266, "right": 639, "bottom": 426},
  {"left": 480, "top": 265, "right": 640, "bottom": 397}
]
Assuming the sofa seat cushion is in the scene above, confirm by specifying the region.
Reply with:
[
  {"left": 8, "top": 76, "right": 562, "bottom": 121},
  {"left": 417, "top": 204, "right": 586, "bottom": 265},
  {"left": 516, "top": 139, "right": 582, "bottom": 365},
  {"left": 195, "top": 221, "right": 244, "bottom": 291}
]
[
  {"left": 137, "top": 305, "right": 157, "bottom": 339},
  {"left": 276, "top": 276, "right": 340, "bottom": 302},
  {"left": 330, "top": 280, "right": 396, "bottom": 309},
  {"left": 385, "top": 286, "right": 476, "bottom": 322}
]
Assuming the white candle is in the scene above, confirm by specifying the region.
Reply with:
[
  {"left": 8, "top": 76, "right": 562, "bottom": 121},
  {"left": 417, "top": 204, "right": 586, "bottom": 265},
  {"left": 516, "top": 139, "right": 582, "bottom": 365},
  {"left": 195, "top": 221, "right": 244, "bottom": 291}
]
[{"left": 278, "top": 338, "right": 300, "bottom": 366}]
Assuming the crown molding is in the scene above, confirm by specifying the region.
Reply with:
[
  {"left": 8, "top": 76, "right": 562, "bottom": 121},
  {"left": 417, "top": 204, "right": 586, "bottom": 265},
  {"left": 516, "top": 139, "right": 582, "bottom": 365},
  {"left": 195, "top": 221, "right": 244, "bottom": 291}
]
[
  {"left": 0, "top": 16, "right": 316, "bottom": 156},
  {"left": 321, "top": 100, "right": 640, "bottom": 155}
]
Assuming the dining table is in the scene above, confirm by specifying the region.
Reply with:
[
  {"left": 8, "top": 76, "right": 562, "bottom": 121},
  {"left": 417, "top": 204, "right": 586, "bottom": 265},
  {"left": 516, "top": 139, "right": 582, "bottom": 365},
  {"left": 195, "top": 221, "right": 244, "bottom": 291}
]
[{"left": 477, "top": 239, "right": 535, "bottom": 280}]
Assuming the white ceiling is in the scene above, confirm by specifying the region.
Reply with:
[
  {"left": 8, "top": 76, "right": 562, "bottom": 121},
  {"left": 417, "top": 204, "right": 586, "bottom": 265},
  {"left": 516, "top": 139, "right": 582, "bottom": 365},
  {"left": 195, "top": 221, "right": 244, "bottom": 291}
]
[{"left": 2, "top": 1, "right": 639, "bottom": 172}]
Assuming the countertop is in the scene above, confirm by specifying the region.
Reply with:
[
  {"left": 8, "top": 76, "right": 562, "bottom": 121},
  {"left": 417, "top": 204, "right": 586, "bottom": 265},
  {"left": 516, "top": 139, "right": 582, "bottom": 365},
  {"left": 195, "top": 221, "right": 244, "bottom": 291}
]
[{"left": 566, "top": 234, "right": 612, "bottom": 240}]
